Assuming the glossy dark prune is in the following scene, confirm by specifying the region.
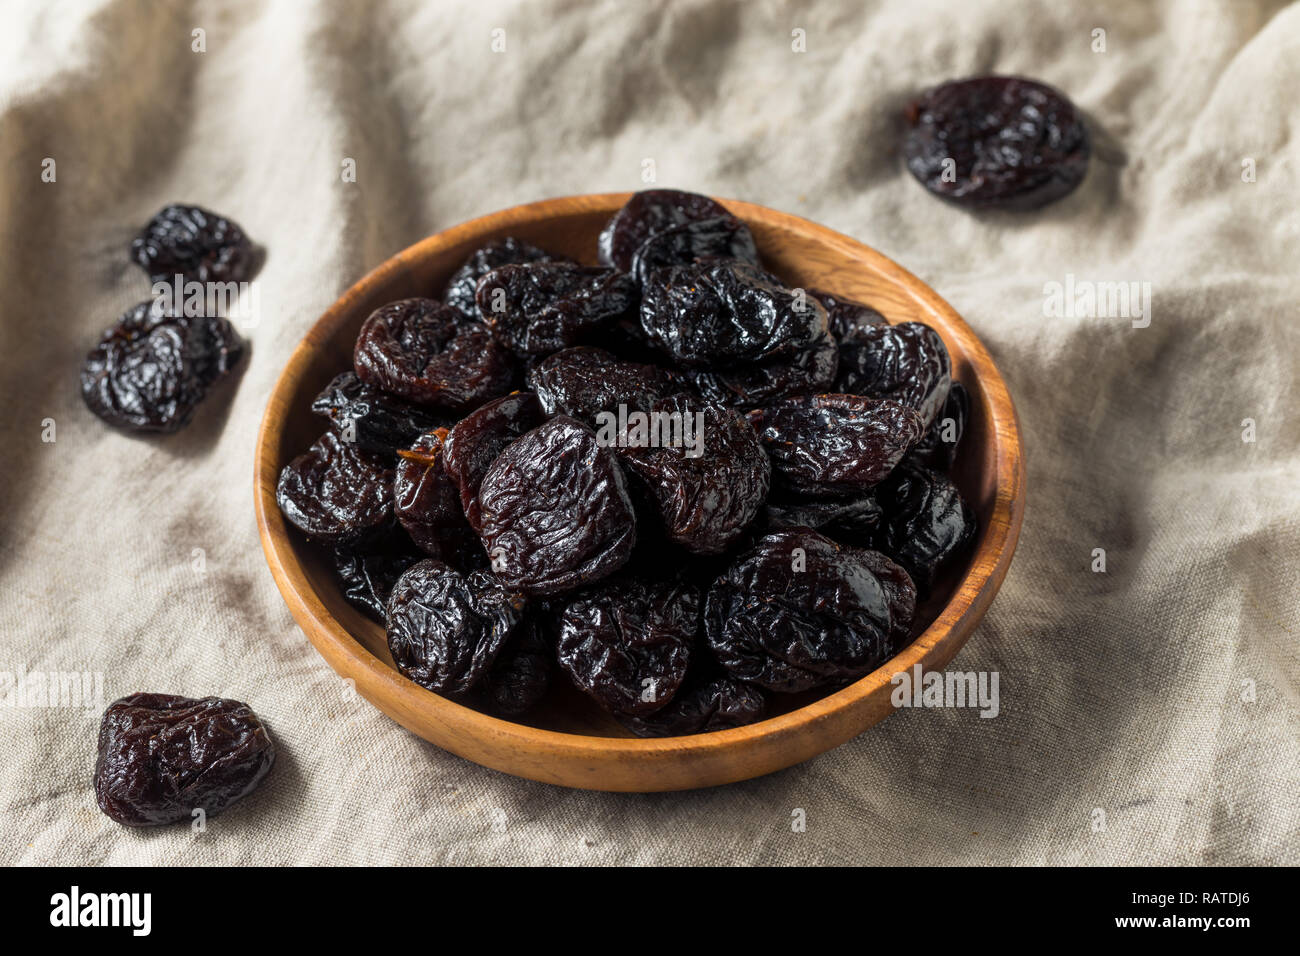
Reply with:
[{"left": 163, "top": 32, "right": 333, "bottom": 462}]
[
  {"left": 442, "top": 236, "right": 569, "bottom": 318},
  {"left": 871, "top": 464, "right": 976, "bottom": 597},
  {"left": 276, "top": 431, "right": 394, "bottom": 546},
  {"left": 354, "top": 298, "right": 517, "bottom": 411},
  {"left": 526, "top": 346, "right": 677, "bottom": 426},
  {"left": 908, "top": 381, "right": 970, "bottom": 471},
  {"left": 857, "top": 549, "right": 918, "bottom": 651},
  {"left": 80, "top": 301, "right": 245, "bottom": 433},
  {"left": 130, "top": 204, "right": 257, "bottom": 284},
  {"left": 598, "top": 188, "right": 733, "bottom": 272},
  {"left": 478, "top": 416, "right": 636, "bottom": 594},
  {"left": 394, "top": 429, "right": 479, "bottom": 562},
  {"left": 704, "top": 529, "right": 909, "bottom": 693},
  {"left": 474, "top": 619, "right": 552, "bottom": 717},
  {"left": 685, "top": 327, "right": 838, "bottom": 407},
  {"left": 755, "top": 394, "right": 925, "bottom": 499},
  {"left": 811, "top": 289, "right": 887, "bottom": 340},
  {"left": 94, "top": 693, "right": 275, "bottom": 827},
  {"left": 640, "top": 258, "right": 828, "bottom": 368},
  {"left": 443, "top": 391, "right": 546, "bottom": 533},
  {"left": 835, "top": 321, "right": 952, "bottom": 429},
  {"left": 616, "top": 672, "right": 767, "bottom": 737},
  {"left": 557, "top": 577, "right": 698, "bottom": 716},
  {"left": 618, "top": 394, "right": 770, "bottom": 555},
  {"left": 629, "top": 215, "right": 760, "bottom": 284},
  {"left": 476, "top": 262, "right": 638, "bottom": 356},
  {"left": 763, "top": 493, "right": 884, "bottom": 539},
  {"left": 903, "top": 75, "right": 1090, "bottom": 210},
  {"left": 332, "top": 540, "right": 423, "bottom": 622},
  {"left": 386, "top": 559, "right": 526, "bottom": 696},
  {"left": 311, "top": 371, "right": 453, "bottom": 455}
]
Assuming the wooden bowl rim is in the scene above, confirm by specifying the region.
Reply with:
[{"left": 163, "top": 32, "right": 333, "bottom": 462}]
[{"left": 254, "top": 192, "right": 1025, "bottom": 763}]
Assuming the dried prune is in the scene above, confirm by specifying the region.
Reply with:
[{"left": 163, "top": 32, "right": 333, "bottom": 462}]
[
  {"left": 763, "top": 493, "right": 884, "bottom": 539},
  {"left": 474, "top": 619, "right": 552, "bottom": 717},
  {"left": 80, "top": 301, "right": 245, "bottom": 433},
  {"left": 630, "top": 215, "right": 759, "bottom": 284},
  {"left": 616, "top": 671, "right": 766, "bottom": 737},
  {"left": 332, "top": 540, "right": 423, "bottom": 622},
  {"left": 812, "top": 289, "right": 887, "bottom": 340},
  {"left": 442, "top": 236, "right": 569, "bottom": 318},
  {"left": 704, "top": 529, "right": 906, "bottom": 693},
  {"left": 526, "top": 346, "right": 676, "bottom": 426},
  {"left": 386, "top": 559, "right": 526, "bottom": 696},
  {"left": 311, "top": 371, "right": 453, "bottom": 455},
  {"left": 394, "top": 429, "right": 480, "bottom": 563},
  {"left": 354, "top": 298, "right": 517, "bottom": 411},
  {"left": 686, "top": 327, "right": 838, "bottom": 406},
  {"left": 130, "top": 204, "right": 257, "bottom": 284},
  {"left": 598, "top": 188, "right": 733, "bottom": 272},
  {"left": 908, "top": 381, "right": 970, "bottom": 471},
  {"left": 871, "top": 464, "right": 976, "bottom": 597},
  {"left": 755, "top": 394, "right": 924, "bottom": 498},
  {"left": 276, "top": 431, "right": 394, "bottom": 546},
  {"left": 477, "top": 261, "right": 638, "bottom": 356},
  {"left": 443, "top": 391, "right": 546, "bottom": 533},
  {"left": 834, "top": 321, "right": 951, "bottom": 429},
  {"left": 902, "top": 75, "right": 1090, "bottom": 210},
  {"left": 640, "top": 259, "right": 827, "bottom": 368},
  {"left": 478, "top": 416, "right": 636, "bottom": 594},
  {"left": 619, "top": 394, "right": 770, "bottom": 555},
  {"left": 94, "top": 693, "right": 274, "bottom": 827},
  {"left": 557, "top": 577, "right": 697, "bottom": 715},
  {"left": 857, "top": 549, "right": 917, "bottom": 651}
]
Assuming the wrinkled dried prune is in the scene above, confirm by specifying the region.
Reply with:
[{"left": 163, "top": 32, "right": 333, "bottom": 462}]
[
  {"left": 311, "top": 371, "right": 453, "bottom": 455},
  {"left": 871, "top": 464, "right": 976, "bottom": 597},
  {"left": 333, "top": 540, "right": 423, "bottom": 622},
  {"left": 354, "top": 298, "right": 517, "bottom": 411},
  {"left": 80, "top": 301, "right": 245, "bottom": 433},
  {"left": 386, "top": 559, "right": 526, "bottom": 696},
  {"left": 619, "top": 394, "right": 770, "bottom": 555},
  {"left": 686, "top": 327, "right": 838, "bottom": 406},
  {"left": 640, "top": 259, "right": 828, "bottom": 368},
  {"left": 598, "top": 188, "right": 733, "bottom": 272},
  {"left": 856, "top": 549, "right": 917, "bottom": 651},
  {"left": 835, "top": 321, "right": 951, "bottom": 429},
  {"left": 94, "top": 693, "right": 274, "bottom": 827},
  {"left": 557, "top": 577, "right": 697, "bottom": 715},
  {"left": 704, "top": 529, "right": 907, "bottom": 693},
  {"left": 443, "top": 391, "right": 546, "bottom": 533},
  {"left": 763, "top": 493, "right": 884, "bottom": 539},
  {"left": 477, "top": 262, "right": 638, "bottom": 356},
  {"left": 526, "top": 346, "right": 676, "bottom": 426},
  {"left": 616, "top": 671, "right": 766, "bottom": 737},
  {"left": 478, "top": 416, "right": 636, "bottom": 594},
  {"left": 130, "top": 204, "right": 257, "bottom": 284},
  {"left": 442, "top": 236, "right": 569, "bottom": 318},
  {"left": 474, "top": 619, "right": 552, "bottom": 717},
  {"left": 908, "top": 381, "right": 970, "bottom": 471},
  {"left": 903, "top": 75, "right": 1090, "bottom": 210},
  {"left": 812, "top": 289, "right": 887, "bottom": 340},
  {"left": 755, "top": 394, "right": 924, "bottom": 498},
  {"left": 276, "top": 431, "right": 394, "bottom": 546},
  {"left": 394, "top": 429, "right": 480, "bottom": 563},
  {"left": 630, "top": 215, "right": 760, "bottom": 284}
]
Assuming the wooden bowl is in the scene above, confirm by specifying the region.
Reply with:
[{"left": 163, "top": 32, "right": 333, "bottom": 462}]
[{"left": 254, "top": 193, "right": 1025, "bottom": 792}]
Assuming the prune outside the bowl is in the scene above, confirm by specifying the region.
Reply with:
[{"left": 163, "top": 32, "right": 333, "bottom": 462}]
[
  {"left": 443, "top": 236, "right": 570, "bottom": 318},
  {"left": 394, "top": 428, "right": 478, "bottom": 561},
  {"left": 618, "top": 394, "right": 771, "bottom": 555},
  {"left": 908, "top": 381, "right": 970, "bottom": 471},
  {"left": 557, "top": 577, "right": 698, "bottom": 716},
  {"left": 704, "top": 529, "right": 906, "bottom": 693},
  {"left": 130, "top": 203, "right": 257, "bottom": 284},
  {"left": 629, "top": 215, "right": 760, "bottom": 284},
  {"left": 476, "top": 261, "right": 638, "bottom": 356},
  {"left": 685, "top": 327, "right": 838, "bottom": 407},
  {"left": 477, "top": 416, "right": 636, "bottom": 595},
  {"left": 616, "top": 671, "right": 767, "bottom": 737},
  {"left": 835, "top": 321, "right": 952, "bottom": 429},
  {"left": 598, "top": 188, "right": 733, "bottom": 272},
  {"left": 94, "top": 693, "right": 275, "bottom": 827},
  {"left": 80, "top": 301, "right": 245, "bottom": 433},
  {"left": 332, "top": 540, "right": 423, "bottom": 623},
  {"left": 640, "top": 259, "right": 828, "bottom": 368},
  {"left": 871, "top": 464, "right": 977, "bottom": 597},
  {"left": 443, "top": 391, "right": 546, "bottom": 533},
  {"left": 311, "top": 371, "right": 453, "bottom": 455},
  {"left": 527, "top": 346, "right": 677, "bottom": 426},
  {"left": 354, "top": 298, "right": 517, "bottom": 411},
  {"left": 386, "top": 559, "right": 527, "bottom": 696},
  {"left": 755, "top": 394, "right": 925, "bottom": 499},
  {"left": 276, "top": 431, "right": 394, "bottom": 546},
  {"left": 902, "top": 75, "right": 1090, "bottom": 210}
]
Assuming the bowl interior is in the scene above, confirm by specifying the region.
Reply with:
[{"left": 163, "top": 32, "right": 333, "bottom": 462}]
[{"left": 266, "top": 197, "right": 1001, "bottom": 739}]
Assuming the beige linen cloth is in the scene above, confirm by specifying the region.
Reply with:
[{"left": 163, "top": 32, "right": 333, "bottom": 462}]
[{"left": 2, "top": 0, "right": 1297, "bottom": 866}]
